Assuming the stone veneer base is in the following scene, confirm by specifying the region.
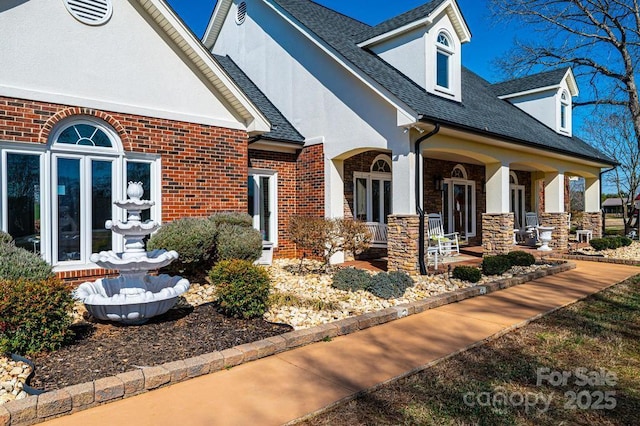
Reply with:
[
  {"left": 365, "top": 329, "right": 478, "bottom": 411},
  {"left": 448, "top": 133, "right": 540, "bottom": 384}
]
[{"left": 0, "top": 261, "right": 576, "bottom": 426}]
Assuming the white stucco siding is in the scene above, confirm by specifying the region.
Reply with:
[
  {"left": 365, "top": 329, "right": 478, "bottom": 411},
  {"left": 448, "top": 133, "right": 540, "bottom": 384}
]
[
  {"left": 371, "top": 29, "right": 427, "bottom": 90},
  {"left": 213, "top": 0, "right": 410, "bottom": 161},
  {"left": 0, "top": 0, "right": 243, "bottom": 128},
  {"left": 509, "top": 90, "right": 558, "bottom": 132}
]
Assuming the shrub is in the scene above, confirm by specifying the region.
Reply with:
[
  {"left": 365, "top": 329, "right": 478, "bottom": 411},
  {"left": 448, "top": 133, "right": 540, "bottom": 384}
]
[
  {"left": 216, "top": 224, "right": 263, "bottom": 262},
  {"left": 452, "top": 266, "right": 482, "bottom": 283},
  {"left": 147, "top": 217, "right": 217, "bottom": 275},
  {"left": 506, "top": 250, "right": 536, "bottom": 267},
  {"left": 0, "top": 231, "right": 13, "bottom": 245},
  {"left": 335, "top": 219, "right": 371, "bottom": 258},
  {"left": 209, "top": 260, "right": 271, "bottom": 319},
  {"left": 482, "top": 254, "right": 512, "bottom": 276},
  {"left": 0, "top": 243, "right": 53, "bottom": 281},
  {"left": 332, "top": 267, "right": 371, "bottom": 292},
  {"left": 590, "top": 236, "right": 632, "bottom": 251},
  {"left": 618, "top": 236, "right": 633, "bottom": 247},
  {"left": 589, "top": 238, "right": 609, "bottom": 251},
  {"left": 367, "top": 271, "right": 414, "bottom": 300},
  {"left": 0, "top": 277, "right": 74, "bottom": 355},
  {"left": 210, "top": 212, "right": 253, "bottom": 227}
]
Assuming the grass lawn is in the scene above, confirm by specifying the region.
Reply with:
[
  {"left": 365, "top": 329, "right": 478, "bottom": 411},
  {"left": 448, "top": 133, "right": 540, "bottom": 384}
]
[{"left": 303, "top": 275, "right": 640, "bottom": 426}]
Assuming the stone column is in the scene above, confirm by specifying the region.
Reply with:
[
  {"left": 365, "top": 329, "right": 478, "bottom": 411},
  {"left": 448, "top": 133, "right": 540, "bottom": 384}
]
[
  {"left": 387, "top": 214, "right": 419, "bottom": 275},
  {"left": 539, "top": 212, "right": 570, "bottom": 250},
  {"left": 582, "top": 212, "right": 603, "bottom": 238},
  {"left": 482, "top": 213, "right": 514, "bottom": 256}
]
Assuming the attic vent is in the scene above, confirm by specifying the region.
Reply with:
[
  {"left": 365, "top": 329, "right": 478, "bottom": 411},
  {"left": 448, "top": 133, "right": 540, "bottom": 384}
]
[
  {"left": 63, "top": 0, "right": 112, "bottom": 26},
  {"left": 236, "top": 1, "right": 247, "bottom": 25}
]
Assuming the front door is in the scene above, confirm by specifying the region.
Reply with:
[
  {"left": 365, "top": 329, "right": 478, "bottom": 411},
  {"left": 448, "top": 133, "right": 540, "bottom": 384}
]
[{"left": 443, "top": 179, "right": 476, "bottom": 239}]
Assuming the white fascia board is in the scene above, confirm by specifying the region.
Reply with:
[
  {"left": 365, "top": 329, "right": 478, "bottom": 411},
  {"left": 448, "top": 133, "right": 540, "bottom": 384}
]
[
  {"left": 563, "top": 68, "right": 579, "bottom": 97},
  {"left": 135, "top": 0, "right": 270, "bottom": 133},
  {"left": 497, "top": 85, "right": 561, "bottom": 100},
  {"left": 358, "top": 0, "right": 471, "bottom": 48},
  {"left": 202, "top": 0, "right": 233, "bottom": 49},
  {"left": 249, "top": 140, "right": 301, "bottom": 153},
  {"left": 263, "top": 0, "right": 418, "bottom": 126}
]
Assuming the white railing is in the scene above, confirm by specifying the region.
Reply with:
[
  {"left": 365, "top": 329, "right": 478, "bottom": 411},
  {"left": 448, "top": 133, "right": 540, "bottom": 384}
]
[{"left": 365, "top": 222, "right": 388, "bottom": 248}]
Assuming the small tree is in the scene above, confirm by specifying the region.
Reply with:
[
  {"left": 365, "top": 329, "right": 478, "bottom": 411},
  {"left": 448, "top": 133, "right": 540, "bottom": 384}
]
[{"left": 288, "top": 216, "right": 371, "bottom": 271}]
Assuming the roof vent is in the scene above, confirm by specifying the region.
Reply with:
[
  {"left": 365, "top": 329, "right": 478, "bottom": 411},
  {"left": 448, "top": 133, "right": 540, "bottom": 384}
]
[
  {"left": 63, "top": 0, "right": 113, "bottom": 26},
  {"left": 236, "top": 1, "right": 247, "bottom": 25}
]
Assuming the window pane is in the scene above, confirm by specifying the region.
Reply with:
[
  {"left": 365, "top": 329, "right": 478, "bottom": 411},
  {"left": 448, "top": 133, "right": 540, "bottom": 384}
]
[
  {"left": 127, "top": 162, "right": 151, "bottom": 222},
  {"left": 57, "top": 158, "right": 81, "bottom": 261},
  {"left": 560, "top": 104, "right": 567, "bottom": 128},
  {"left": 355, "top": 178, "right": 367, "bottom": 221},
  {"left": 437, "top": 52, "right": 449, "bottom": 88},
  {"left": 92, "top": 160, "right": 112, "bottom": 252},
  {"left": 467, "top": 185, "right": 473, "bottom": 235},
  {"left": 453, "top": 184, "right": 465, "bottom": 236},
  {"left": 372, "top": 180, "right": 381, "bottom": 223},
  {"left": 248, "top": 176, "right": 255, "bottom": 216},
  {"left": 260, "top": 176, "right": 271, "bottom": 241},
  {"left": 7, "top": 154, "right": 41, "bottom": 253},
  {"left": 383, "top": 180, "right": 391, "bottom": 224}
]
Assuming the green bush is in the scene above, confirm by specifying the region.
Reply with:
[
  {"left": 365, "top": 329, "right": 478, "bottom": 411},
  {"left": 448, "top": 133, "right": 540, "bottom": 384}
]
[
  {"left": 506, "top": 250, "right": 536, "bottom": 267},
  {"left": 0, "top": 231, "right": 13, "bottom": 245},
  {"left": 216, "top": 224, "right": 263, "bottom": 262},
  {"left": 590, "top": 236, "right": 632, "bottom": 251},
  {"left": 0, "top": 243, "right": 53, "bottom": 281},
  {"left": 452, "top": 266, "right": 482, "bottom": 283},
  {"left": 367, "top": 271, "right": 414, "bottom": 300},
  {"left": 210, "top": 260, "right": 271, "bottom": 319},
  {"left": 0, "top": 277, "right": 74, "bottom": 355},
  {"left": 147, "top": 217, "right": 217, "bottom": 275},
  {"left": 210, "top": 212, "right": 253, "bottom": 227},
  {"left": 332, "top": 268, "right": 371, "bottom": 292},
  {"left": 482, "top": 254, "right": 512, "bottom": 276}
]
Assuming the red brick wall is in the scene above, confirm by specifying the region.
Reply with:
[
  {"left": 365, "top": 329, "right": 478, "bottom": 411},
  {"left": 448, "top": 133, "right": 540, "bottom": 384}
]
[{"left": 296, "top": 143, "right": 325, "bottom": 218}]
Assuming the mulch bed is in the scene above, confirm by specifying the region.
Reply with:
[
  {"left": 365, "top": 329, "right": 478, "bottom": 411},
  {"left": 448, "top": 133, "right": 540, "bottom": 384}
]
[{"left": 28, "top": 303, "right": 292, "bottom": 392}]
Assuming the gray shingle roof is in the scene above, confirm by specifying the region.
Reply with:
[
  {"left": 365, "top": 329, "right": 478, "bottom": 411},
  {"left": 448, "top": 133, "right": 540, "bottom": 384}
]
[
  {"left": 491, "top": 68, "right": 571, "bottom": 97},
  {"left": 214, "top": 54, "right": 305, "bottom": 145},
  {"left": 355, "top": 0, "right": 445, "bottom": 42},
  {"left": 267, "top": 0, "right": 614, "bottom": 165}
]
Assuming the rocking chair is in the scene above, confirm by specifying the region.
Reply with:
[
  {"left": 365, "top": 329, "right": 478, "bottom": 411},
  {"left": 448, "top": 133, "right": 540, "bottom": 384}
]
[{"left": 426, "top": 213, "right": 460, "bottom": 257}]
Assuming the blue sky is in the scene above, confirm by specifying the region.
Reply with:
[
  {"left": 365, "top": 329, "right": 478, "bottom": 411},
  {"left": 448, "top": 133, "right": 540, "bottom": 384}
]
[{"left": 166, "top": 0, "right": 513, "bottom": 83}]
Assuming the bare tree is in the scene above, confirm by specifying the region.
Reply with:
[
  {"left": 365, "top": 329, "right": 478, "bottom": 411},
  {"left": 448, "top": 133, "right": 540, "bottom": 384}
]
[
  {"left": 490, "top": 0, "right": 640, "bottom": 148},
  {"left": 585, "top": 110, "right": 640, "bottom": 230}
]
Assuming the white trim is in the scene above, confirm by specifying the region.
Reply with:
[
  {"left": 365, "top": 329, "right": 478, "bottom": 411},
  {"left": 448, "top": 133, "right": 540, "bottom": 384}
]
[
  {"left": 443, "top": 178, "right": 476, "bottom": 238},
  {"left": 248, "top": 168, "right": 278, "bottom": 247},
  {"left": 0, "top": 85, "right": 249, "bottom": 131},
  {"left": 353, "top": 170, "right": 392, "bottom": 224}
]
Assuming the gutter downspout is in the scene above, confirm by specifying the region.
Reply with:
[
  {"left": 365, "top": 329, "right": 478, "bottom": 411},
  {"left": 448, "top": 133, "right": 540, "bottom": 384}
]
[
  {"left": 599, "top": 165, "right": 617, "bottom": 236},
  {"left": 415, "top": 123, "right": 440, "bottom": 275}
]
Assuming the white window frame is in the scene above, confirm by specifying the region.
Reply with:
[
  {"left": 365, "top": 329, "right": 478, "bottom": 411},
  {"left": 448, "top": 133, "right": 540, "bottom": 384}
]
[
  {"left": 353, "top": 156, "right": 392, "bottom": 224},
  {"left": 559, "top": 90, "right": 570, "bottom": 133},
  {"left": 510, "top": 172, "right": 526, "bottom": 229},
  {"left": 435, "top": 31, "right": 454, "bottom": 93},
  {"left": 443, "top": 165, "right": 476, "bottom": 238},
  {"left": 0, "top": 118, "right": 161, "bottom": 272},
  {"left": 248, "top": 168, "right": 278, "bottom": 246}
]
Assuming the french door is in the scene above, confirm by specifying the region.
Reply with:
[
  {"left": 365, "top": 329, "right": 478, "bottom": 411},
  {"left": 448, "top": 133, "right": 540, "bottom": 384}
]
[
  {"left": 443, "top": 179, "right": 476, "bottom": 238},
  {"left": 354, "top": 173, "right": 391, "bottom": 224},
  {"left": 510, "top": 184, "right": 526, "bottom": 229}
]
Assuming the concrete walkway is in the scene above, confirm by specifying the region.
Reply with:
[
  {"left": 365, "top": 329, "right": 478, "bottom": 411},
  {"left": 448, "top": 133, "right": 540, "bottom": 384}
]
[{"left": 41, "top": 260, "right": 638, "bottom": 426}]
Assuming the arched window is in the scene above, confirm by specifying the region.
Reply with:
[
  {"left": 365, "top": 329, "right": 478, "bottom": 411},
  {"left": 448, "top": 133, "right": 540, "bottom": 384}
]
[
  {"left": 371, "top": 155, "right": 392, "bottom": 173},
  {"left": 451, "top": 164, "right": 467, "bottom": 179},
  {"left": 560, "top": 90, "right": 569, "bottom": 130},
  {"left": 509, "top": 171, "right": 518, "bottom": 185},
  {"left": 436, "top": 31, "right": 453, "bottom": 89}
]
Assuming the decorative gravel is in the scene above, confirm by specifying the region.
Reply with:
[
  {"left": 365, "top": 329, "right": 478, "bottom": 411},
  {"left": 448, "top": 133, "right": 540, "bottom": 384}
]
[{"left": 572, "top": 240, "right": 640, "bottom": 260}]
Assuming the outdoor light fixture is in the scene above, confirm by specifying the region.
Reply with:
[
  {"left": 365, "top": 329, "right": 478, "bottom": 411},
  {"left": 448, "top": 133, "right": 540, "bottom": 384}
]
[{"left": 434, "top": 176, "right": 444, "bottom": 191}]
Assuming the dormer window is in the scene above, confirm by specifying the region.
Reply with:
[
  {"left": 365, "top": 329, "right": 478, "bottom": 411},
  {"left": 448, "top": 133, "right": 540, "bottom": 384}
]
[
  {"left": 560, "top": 91, "right": 569, "bottom": 130},
  {"left": 436, "top": 32, "right": 453, "bottom": 90}
]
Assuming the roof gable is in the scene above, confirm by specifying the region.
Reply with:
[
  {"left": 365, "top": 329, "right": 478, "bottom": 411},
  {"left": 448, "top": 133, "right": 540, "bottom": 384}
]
[
  {"left": 357, "top": 0, "right": 471, "bottom": 46},
  {"left": 492, "top": 68, "right": 579, "bottom": 98}
]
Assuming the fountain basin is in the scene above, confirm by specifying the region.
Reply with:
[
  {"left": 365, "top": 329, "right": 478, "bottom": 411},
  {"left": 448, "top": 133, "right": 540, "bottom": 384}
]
[
  {"left": 90, "top": 249, "right": 178, "bottom": 272},
  {"left": 106, "top": 220, "right": 160, "bottom": 236},
  {"left": 74, "top": 274, "right": 190, "bottom": 324}
]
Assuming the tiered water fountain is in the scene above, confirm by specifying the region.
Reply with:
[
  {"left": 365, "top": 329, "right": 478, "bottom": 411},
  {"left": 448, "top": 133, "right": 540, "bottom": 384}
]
[{"left": 75, "top": 182, "right": 190, "bottom": 324}]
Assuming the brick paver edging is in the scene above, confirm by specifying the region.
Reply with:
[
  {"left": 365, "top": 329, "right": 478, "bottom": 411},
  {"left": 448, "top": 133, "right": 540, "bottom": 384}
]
[
  {"left": 555, "top": 253, "right": 640, "bottom": 266},
  {"left": 0, "top": 262, "right": 575, "bottom": 426}
]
